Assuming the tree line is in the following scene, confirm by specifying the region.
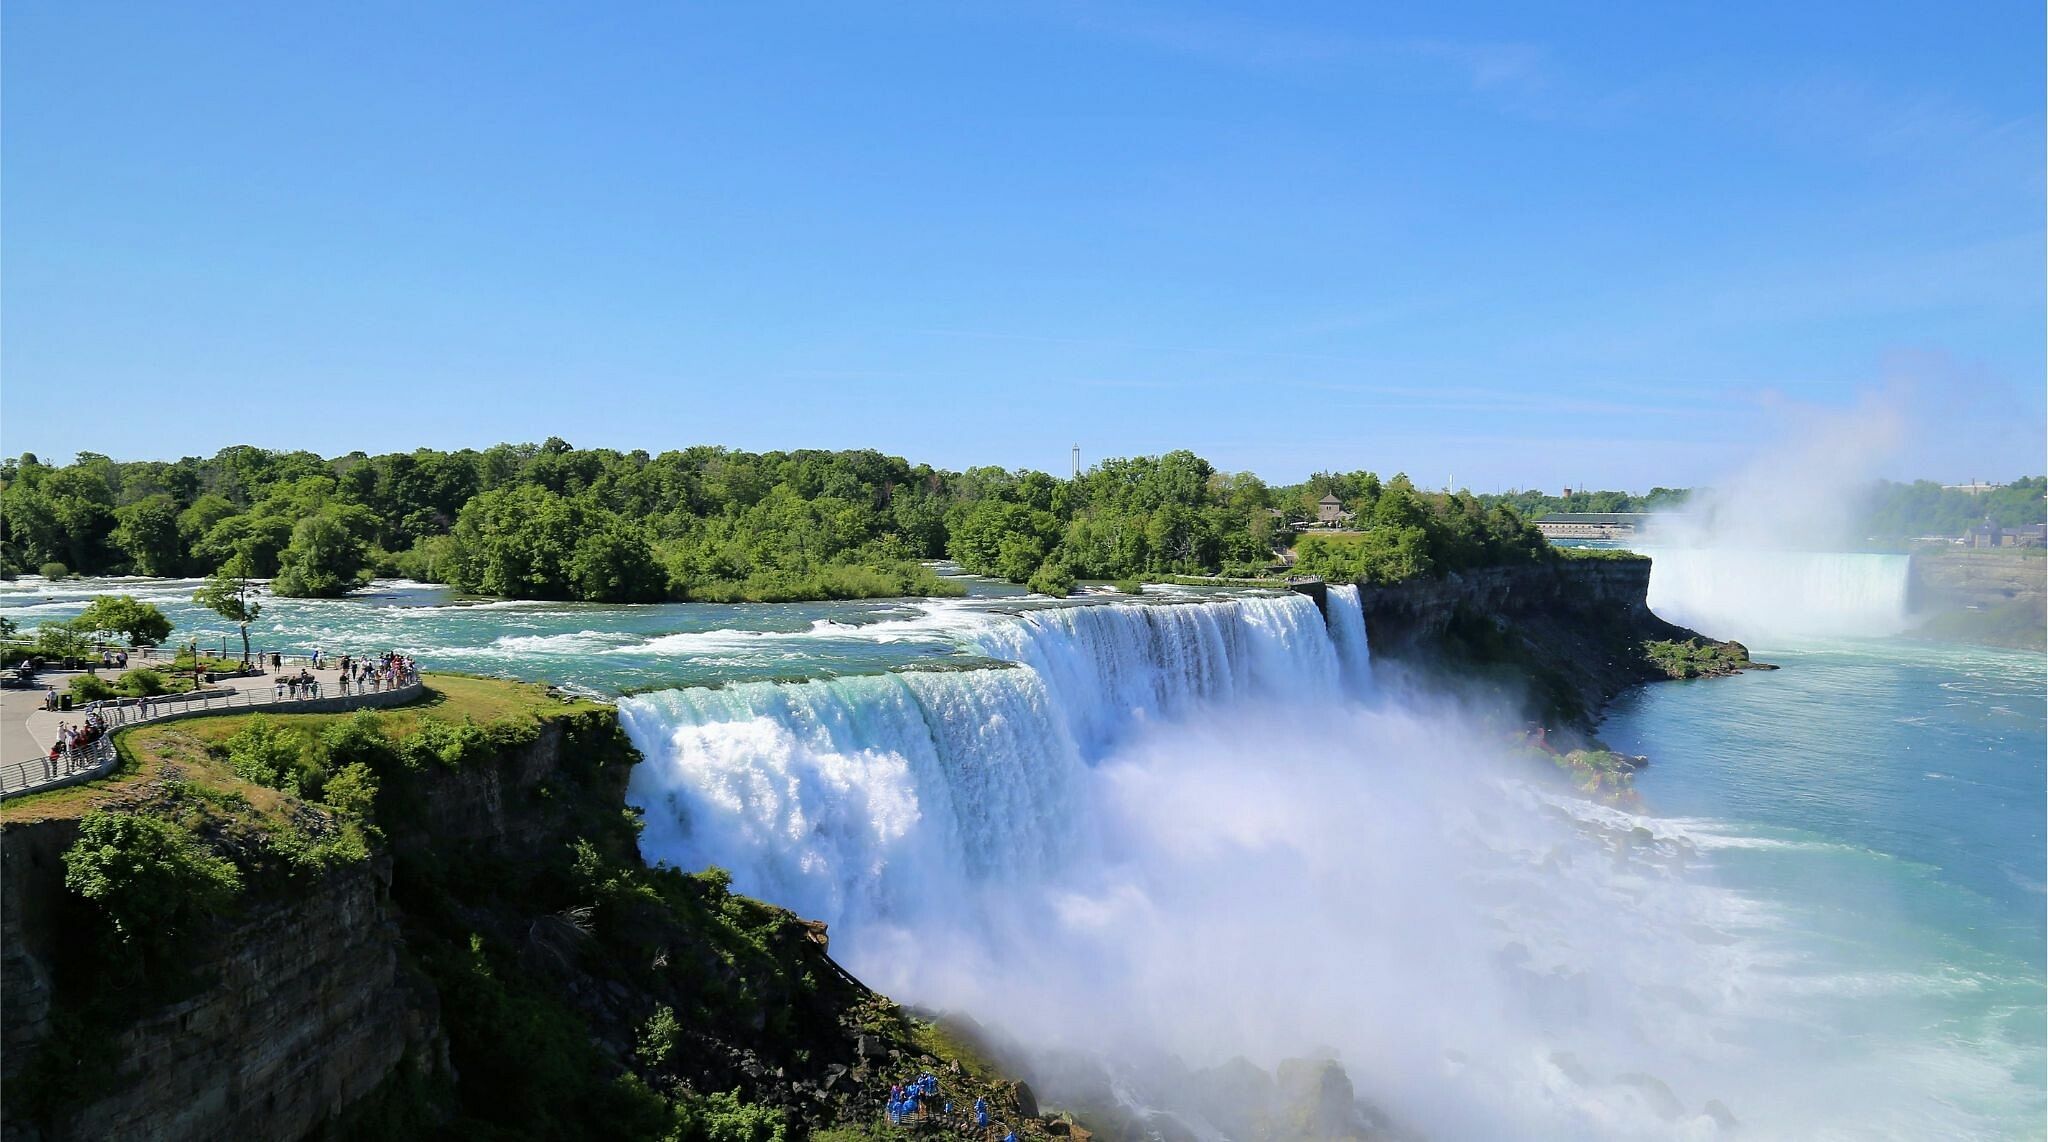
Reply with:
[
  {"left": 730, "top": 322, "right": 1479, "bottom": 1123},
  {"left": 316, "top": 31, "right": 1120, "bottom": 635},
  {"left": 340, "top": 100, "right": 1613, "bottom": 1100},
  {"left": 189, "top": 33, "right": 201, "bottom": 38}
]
[
  {"left": 1854, "top": 478, "right": 2047, "bottom": 540},
  {"left": 1476, "top": 478, "right": 2047, "bottom": 543},
  {"left": 1, "top": 442, "right": 1560, "bottom": 602}
]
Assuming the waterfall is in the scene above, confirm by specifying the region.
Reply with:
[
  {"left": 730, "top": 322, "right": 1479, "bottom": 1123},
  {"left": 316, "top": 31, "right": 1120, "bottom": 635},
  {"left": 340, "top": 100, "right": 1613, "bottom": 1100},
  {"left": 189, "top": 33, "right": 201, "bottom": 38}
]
[
  {"left": 1642, "top": 547, "right": 1912, "bottom": 642},
  {"left": 621, "top": 592, "right": 1351, "bottom": 930},
  {"left": 1324, "top": 584, "right": 1375, "bottom": 696},
  {"left": 616, "top": 586, "right": 2028, "bottom": 1137}
]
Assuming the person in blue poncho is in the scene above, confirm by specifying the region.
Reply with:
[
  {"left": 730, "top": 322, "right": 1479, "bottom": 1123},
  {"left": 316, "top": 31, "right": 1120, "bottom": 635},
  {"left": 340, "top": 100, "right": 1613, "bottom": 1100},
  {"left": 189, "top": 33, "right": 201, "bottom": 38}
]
[
  {"left": 976, "top": 1097, "right": 990, "bottom": 1129},
  {"left": 1004, "top": 1131, "right": 1019, "bottom": 1142}
]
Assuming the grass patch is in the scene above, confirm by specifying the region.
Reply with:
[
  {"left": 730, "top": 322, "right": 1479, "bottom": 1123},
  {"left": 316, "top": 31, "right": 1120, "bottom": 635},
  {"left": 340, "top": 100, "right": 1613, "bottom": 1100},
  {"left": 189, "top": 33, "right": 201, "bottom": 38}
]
[
  {"left": 1553, "top": 547, "right": 1650, "bottom": 562},
  {"left": 0, "top": 674, "right": 598, "bottom": 825},
  {"left": 906, "top": 1017, "right": 1007, "bottom": 1086}
]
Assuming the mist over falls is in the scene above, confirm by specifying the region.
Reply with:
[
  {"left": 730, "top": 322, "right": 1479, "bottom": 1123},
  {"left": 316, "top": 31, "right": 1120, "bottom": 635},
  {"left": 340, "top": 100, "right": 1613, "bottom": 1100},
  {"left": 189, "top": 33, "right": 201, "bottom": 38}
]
[
  {"left": 1643, "top": 548, "right": 1913, "bottom": 644},
  {"left": 616, "top": 586, "right": 2014, "bottom": 1139}
]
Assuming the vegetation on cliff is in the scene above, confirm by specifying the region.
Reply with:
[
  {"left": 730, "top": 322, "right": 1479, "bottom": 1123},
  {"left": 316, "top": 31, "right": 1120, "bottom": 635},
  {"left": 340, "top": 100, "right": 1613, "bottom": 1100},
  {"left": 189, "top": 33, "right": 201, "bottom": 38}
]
[
  {"left": 1642, "top": 638, "right": 1760, "bottom": 680},
  {"left": 2, "top": 677, "right": 1062, "bottom": 1142}
]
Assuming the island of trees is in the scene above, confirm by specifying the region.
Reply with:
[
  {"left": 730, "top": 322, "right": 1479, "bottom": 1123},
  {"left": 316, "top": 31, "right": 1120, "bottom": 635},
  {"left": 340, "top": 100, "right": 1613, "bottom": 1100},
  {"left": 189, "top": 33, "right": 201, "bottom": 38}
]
[{"left": 0, "top": 442, "right": 1558, "bottom": 603}]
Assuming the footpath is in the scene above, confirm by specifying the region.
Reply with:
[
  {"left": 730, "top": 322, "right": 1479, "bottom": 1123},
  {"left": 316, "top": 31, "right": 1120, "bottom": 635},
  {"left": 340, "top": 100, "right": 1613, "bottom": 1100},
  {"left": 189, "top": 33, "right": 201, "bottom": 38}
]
[{"left": 0, "top": 665, "right": 415, "bottom": 799}]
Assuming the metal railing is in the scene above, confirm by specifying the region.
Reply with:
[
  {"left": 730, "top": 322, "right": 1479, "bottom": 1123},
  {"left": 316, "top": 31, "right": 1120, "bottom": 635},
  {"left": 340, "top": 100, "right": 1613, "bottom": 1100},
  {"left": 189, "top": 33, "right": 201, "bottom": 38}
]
[{"left": 0, "top": 675, "right": 424, "bottom": 801}]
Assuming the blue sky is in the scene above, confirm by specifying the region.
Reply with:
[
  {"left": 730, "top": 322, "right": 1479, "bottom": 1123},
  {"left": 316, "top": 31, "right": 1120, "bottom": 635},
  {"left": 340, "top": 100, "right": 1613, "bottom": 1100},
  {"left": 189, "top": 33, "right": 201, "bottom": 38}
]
[{"left": 4, "top": 2, "right": 2041, "bottom": 489}]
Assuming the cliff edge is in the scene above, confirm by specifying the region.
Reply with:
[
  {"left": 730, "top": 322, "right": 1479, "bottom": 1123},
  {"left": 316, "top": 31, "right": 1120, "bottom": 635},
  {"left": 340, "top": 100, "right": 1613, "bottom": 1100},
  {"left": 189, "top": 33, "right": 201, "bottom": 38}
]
[
  {"left": 1355, "top": 555, "right": 1758, "bottom": 733},
  {"left": 0, "top": 678, "right": 1057, "bottom": 1142}
]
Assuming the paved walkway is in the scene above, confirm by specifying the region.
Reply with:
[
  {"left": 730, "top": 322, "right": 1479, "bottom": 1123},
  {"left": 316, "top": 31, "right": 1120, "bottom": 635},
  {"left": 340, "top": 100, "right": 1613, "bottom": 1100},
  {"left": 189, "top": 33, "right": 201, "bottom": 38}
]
[{"left": 1, "top": 665, "right": 413, "bottom": 798}]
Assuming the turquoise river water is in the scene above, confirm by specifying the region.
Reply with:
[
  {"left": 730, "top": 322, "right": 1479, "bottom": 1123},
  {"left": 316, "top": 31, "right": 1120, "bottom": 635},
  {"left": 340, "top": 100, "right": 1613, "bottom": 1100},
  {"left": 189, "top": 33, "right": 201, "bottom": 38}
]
[{"left": 2, "top": 554, "right": 2040, "bottom": 1140}]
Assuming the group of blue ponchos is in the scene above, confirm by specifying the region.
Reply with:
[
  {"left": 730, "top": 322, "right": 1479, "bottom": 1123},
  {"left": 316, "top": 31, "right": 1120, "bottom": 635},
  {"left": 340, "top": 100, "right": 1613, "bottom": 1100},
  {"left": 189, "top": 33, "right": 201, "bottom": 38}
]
[
  {"left": 886, "top": 1076, "right": 1012, "bottom": 1141},
  {"left": 886, "top": 1074, "right": 946, "bottom": 1124}
]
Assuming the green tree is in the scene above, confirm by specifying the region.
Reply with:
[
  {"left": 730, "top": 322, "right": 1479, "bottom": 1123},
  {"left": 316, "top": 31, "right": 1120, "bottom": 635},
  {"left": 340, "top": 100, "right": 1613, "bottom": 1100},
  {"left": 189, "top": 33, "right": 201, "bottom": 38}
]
[
  {"left": 33, "top": 621, "right": 90, "bottom": 661},
  {"left": 449, "top": 485, "right": 584, "bottom": 599},
  {"left": 272, "top": 511, "right": 367, "bottom": 597},
  {"left": 194, "top": 556, "right": 263, "bottom": 664},
  {"left": 75, "top": 595, "right": 174, "bottom": 647},
  {"left": 111, "top": 494, "right": 187, "bottom": 576},
  {"left": 1027, "top": 558, "right": 1076, "bottom": 597},
  {"left": 568, "top": 519, "right": 666, "bottom": 602},
  {"left": 62, "top": 810, "right": 244, "bottom": 956}
]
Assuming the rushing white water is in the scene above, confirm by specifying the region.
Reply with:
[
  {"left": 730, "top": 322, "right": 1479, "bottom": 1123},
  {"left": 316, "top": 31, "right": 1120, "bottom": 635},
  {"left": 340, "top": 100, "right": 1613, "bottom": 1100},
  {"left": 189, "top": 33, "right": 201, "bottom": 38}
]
[
  {"left": 620, "top": 588, "right": 2039, "bottom": 1139},
  {"left": 1325, "top": 584, "right": 1375, "bottom": 696},
  {"left": 1642, "top": 548, "right": 1913, "bottom": 642},
  {"left": 623, "top": 593, "right": 1339, "bottom": 928}
]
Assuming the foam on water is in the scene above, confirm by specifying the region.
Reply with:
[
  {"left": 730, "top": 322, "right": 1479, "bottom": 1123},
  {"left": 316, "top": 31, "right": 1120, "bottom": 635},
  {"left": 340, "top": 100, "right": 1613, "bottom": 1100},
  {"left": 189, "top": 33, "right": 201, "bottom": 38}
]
[
  {"left": 619, "top": 591, "right": 2044, "bottom": 1139},
  {"left": 11, "top": 574, "right": 2038, "bottom": 1136}
]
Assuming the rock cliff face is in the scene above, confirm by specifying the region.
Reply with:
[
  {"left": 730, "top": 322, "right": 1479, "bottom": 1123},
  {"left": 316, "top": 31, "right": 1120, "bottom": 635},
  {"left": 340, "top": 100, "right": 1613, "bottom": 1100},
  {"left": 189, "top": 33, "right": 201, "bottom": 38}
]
[
  {"left": 1906, "top": 550, "right": 2047, "bottom": 650},
  {"left": 0, "top": 711, "right": 609, "bottom": 1142},
  {"left": 1, "top": 829, "right": 440, "bottom": 1142},
  {"left": 1355, "top": 558, "right": 1703, "bottom": 730},
  {"left": 1, "top": 698, "right": 1059, "bottom": 1142}
]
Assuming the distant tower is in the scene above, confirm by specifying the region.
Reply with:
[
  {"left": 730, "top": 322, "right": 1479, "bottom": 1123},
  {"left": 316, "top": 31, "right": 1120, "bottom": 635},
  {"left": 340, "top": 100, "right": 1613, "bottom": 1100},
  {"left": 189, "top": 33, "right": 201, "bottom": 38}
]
[
  {"left": 1072, "top": 443, "right": 1081, "bottom": 479},
  {"left": 1563, "top": 486, "right": 1573, "bottom": 498}
]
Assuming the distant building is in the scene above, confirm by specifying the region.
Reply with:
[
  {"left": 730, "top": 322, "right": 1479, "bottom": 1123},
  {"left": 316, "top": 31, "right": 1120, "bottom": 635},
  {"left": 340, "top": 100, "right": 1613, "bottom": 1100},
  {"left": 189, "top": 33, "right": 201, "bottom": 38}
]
[
  {"left": 1535, "top": 512, "right": 1649, "bottom": 540},
  {"left": 1967, "top": 519, "right": 2046, "bottom": 548},
  {"left": 1964, "top": 520, "right": 2003, "bottom": 548},
  {"left": 1317, "top": 495, "right": 1346, "bottom": 526},
  {"left": 1944, "top": 481, "right": 2005, "bottom": 496}
]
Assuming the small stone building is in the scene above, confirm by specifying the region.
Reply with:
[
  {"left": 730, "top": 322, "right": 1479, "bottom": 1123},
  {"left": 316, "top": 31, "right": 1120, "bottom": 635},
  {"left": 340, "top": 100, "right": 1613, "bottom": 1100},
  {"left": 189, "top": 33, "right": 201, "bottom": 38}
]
[{"left": 1317, "top": 495, "right": 1344, "bottom": 526}]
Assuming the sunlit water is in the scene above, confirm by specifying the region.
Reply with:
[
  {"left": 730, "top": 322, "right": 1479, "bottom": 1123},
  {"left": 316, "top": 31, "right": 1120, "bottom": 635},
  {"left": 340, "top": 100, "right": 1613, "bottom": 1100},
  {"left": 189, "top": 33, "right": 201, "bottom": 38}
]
[
  {"left": 1603, "top": 636, "right": 2046, "bottom": 1136},
  {"left": 3, "top": 571, "right": 2041, "bottom": 1138}
]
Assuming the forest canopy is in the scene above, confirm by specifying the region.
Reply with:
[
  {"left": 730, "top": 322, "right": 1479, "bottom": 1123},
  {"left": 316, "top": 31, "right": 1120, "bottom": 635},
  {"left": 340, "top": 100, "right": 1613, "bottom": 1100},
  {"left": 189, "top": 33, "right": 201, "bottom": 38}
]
[{"left": 2, "top": 442, "right": 1561, "bottom": 603}]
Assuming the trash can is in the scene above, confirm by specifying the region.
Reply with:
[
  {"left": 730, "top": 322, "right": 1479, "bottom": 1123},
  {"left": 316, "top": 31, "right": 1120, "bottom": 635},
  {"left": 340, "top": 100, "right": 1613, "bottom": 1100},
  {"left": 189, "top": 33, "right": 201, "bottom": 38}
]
[{"left": 59, "top": 694, "right": 72, "bottom": 711}]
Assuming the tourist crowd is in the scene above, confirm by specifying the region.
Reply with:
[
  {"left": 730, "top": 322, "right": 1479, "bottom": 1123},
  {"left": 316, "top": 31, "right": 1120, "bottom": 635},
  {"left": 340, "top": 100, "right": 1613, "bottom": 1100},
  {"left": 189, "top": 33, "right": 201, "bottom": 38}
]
[
  {"left": 43, "top": 709, "right": 109, "bottom": 777},
  {"left": 885, "top": 1074, "right": 1018, "bottom": 1142},
  {"left": 264, "top": 650, "right": 420, "bottom": 699}
]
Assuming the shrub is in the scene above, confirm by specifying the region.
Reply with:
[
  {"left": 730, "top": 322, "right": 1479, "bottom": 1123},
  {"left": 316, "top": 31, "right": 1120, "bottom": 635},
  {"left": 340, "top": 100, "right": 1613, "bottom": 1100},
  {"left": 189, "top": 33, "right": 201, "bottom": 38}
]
[
  {"left": 322, "top": 762, "right": 380, "bottom": 817},
  {"left": 62, "top": 810, "right": 243, "bottom": 952},
  {"left": 223, "top": 714, "right": 312, "bottom": 789},
  {"left": 1027, "top": 560, "right": 1076, "bottom": 597},
  {"left": 319, "top": 711, "right": 396, "bottom": 772},
  {"left": 68, "top": 674, "right": 117, "bottom": 702},
  {"left": 38, "top": 562, "right": 70, "bottom": 580},
  {"left": 115, "top": 668, "right": 168, "bottom": 697},
  {"left": 669, "top": 1089, "right": 791, "bottom": 1142},
  {"left": 637, "top": 1004, "right": 681, "bottom": 1069},
  {"left": 691, "top": 865, "right": 734, "bottom": 905},
  {"left": 397, "top": 716, "right": 488, "bottom": 770},
  {"left": 35, "top": 621, "right": 90, "bottom": 661},
  {"left": 1116, "top": 578, "right": 1145, "bottom": 594}
]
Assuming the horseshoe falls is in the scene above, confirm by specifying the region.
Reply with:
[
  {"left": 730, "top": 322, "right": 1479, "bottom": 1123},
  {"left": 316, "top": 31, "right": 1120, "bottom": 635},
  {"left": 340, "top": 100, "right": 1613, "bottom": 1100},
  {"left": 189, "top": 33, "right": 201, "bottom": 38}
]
[{"left": 1642, "top": 547, "right": 1913, "bottom": 642}]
